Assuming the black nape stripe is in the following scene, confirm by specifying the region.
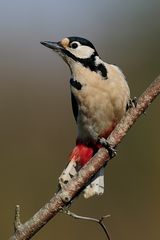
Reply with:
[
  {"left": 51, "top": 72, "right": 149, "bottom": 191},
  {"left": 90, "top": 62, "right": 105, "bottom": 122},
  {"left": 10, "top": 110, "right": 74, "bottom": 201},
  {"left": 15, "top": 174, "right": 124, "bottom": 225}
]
[
  {"left": 62, "top": 49, "right": 108, "bottom": 79},
  {"left": 80, "top": 53, "right": 97, "bottom": 71},
  {"left": 97, "top": 63, "right": 107, "bottom": 78},
  {"left": 70, "top": 78, "right": 82, "bottom": 90}
]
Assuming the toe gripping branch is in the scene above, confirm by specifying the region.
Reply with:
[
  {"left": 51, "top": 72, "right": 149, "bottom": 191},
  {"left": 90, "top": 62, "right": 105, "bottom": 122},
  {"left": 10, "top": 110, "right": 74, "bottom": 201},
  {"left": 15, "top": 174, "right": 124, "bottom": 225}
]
[
  {"left": 98, "top": 137, "right": 117, "bottom": 159},
  {"left": 126, "top": 96, "right": 137, "bottom": 110}
]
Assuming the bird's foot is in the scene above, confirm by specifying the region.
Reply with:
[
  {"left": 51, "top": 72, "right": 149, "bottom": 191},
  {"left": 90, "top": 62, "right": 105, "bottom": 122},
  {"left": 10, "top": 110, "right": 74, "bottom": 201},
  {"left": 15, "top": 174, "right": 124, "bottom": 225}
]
[
  {"left": 98, "top": 137, "right": 117, "bottom": 158},
  {"left": 127, "top": 97, "right": 137, "bottom": 110}
]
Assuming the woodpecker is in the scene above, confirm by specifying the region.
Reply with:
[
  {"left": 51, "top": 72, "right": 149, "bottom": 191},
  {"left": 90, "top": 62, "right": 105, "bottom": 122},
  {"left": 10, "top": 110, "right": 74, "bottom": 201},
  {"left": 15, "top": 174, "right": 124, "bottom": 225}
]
[{"left": 41, "top": 36, "right": 131, "bottom": 198}]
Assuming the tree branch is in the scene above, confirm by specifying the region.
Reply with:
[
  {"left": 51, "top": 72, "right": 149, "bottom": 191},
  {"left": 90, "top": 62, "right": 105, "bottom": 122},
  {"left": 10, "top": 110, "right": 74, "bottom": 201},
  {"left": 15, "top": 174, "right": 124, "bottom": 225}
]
[
  {"left": 9, "top": 75, "right": 160, "bottom": 240},
  {"left": 61, "top": 209, "right": 111, "bottom": 240}
]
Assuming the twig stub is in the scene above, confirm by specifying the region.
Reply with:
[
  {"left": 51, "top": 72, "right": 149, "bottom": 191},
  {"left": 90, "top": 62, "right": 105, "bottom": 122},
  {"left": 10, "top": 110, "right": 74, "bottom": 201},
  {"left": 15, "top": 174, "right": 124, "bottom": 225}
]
[{"left": 14, "top": 205, "right": 22, "bottom": 232}]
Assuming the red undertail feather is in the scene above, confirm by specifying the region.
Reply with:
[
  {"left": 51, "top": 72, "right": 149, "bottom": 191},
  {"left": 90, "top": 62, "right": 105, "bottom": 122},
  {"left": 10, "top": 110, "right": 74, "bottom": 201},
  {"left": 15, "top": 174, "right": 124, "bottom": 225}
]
[
  {"left": 58, "top": 143, "right": 104, "bottom": 198},
  {"left": 70, "top": 144, "right": 94, "bottom": 166},
  {"left": 58, "top": 123, "right": 117, "bottom": 198}
]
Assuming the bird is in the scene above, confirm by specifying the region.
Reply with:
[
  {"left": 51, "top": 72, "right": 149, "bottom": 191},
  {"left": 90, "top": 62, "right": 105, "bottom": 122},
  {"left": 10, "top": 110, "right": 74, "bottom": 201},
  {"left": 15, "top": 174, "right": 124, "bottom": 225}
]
[{"left": 41, "top": 36, "right": 131, "bottom": 199}]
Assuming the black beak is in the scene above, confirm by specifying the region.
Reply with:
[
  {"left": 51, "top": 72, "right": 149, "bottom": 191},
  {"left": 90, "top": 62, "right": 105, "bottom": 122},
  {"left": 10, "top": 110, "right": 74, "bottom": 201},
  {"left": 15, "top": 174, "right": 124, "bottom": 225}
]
[{"left": 40, "top": 41, "right": 63, "bottom": 52}]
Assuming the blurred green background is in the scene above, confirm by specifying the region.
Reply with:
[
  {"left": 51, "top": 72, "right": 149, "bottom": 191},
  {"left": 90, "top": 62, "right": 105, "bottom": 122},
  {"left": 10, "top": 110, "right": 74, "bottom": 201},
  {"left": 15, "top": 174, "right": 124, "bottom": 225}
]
[{"left": 0, "top": 0, "right": 160, "bottom": 239}]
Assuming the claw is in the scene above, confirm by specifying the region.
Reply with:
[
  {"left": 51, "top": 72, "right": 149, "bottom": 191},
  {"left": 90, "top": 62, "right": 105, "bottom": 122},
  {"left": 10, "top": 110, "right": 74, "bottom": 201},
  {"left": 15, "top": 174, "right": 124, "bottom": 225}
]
[
  {"left": 126, "top": 97, "right": 137, "bottom": 110},
  {"left": 132, "top": 97, "right": 137, "bottom": 107},
  {"left": 98, "top": 138, "right": 117, "bottom": 158}
]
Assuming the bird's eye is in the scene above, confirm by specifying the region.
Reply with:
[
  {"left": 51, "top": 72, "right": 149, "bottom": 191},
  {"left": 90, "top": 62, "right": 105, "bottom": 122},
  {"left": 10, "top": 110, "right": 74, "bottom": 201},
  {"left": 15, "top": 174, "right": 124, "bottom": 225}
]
[{"left": 70, "top": 42, "right": 79, "bottom": 49}]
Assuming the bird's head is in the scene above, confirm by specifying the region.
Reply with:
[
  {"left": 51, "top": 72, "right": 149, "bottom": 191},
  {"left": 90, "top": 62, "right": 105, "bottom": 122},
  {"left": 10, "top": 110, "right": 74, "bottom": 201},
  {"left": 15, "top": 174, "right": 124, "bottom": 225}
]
[{"left": 40, "top": 36, "right": 102, "bottom": 73}]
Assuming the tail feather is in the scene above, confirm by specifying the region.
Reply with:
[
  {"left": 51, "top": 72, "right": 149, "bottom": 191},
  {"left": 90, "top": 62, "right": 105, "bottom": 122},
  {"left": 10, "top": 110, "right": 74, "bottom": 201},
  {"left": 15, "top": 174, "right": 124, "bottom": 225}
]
[
  {"left": 83, "top": 168, "right": 104, "bottom": 198},
  {"left": 59, "top": 160, "right": 80, "bottom": 188},
  {"left": 58, "top": 144, "right": 105, "bottom": 198}
]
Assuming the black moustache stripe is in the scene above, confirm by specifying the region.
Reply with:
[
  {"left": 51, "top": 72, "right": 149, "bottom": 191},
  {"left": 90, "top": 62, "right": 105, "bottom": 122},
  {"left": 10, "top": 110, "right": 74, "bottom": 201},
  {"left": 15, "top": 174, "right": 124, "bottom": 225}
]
[{"left": 62, "top": 49, "right": 107, "bottom": 79}]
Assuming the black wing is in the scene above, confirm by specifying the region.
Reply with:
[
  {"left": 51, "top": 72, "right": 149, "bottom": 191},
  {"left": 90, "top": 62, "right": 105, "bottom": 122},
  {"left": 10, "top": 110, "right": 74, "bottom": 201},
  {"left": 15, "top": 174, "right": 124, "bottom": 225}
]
[{"left": 71, "top": 92, "right": 78, "bottom": 122}]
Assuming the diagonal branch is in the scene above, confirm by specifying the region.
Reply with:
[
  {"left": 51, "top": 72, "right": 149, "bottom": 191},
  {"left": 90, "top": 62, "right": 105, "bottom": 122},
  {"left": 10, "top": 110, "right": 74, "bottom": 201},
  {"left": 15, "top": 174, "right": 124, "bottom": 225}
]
[{"left": 9, "top": 75, "right": 160, "bottom": 240}]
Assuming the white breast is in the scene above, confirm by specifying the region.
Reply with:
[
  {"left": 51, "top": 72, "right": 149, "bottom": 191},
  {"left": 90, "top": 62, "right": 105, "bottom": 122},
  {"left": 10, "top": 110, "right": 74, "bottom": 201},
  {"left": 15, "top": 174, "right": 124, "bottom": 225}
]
[{"left": 71, "top": 62, "right": 130, "bottom": 143}]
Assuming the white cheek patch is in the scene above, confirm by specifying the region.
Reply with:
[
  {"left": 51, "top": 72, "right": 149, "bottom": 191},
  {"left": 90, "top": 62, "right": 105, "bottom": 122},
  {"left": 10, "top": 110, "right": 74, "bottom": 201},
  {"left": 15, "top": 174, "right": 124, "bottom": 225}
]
[
  {"left": 95, "top": 56, "right": 103, "bottom": 65},
  {"left": 68, "top": 46, "right": 94, "bottom": 59}
]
